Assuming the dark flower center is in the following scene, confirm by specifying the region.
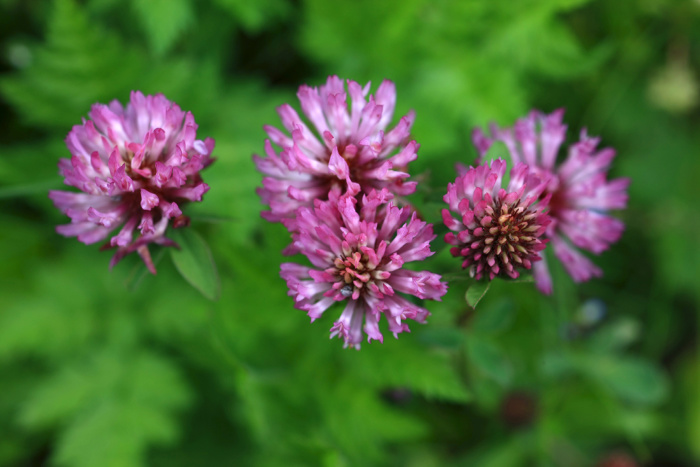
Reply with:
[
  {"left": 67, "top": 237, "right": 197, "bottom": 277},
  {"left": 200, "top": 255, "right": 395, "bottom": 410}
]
[{"left": 454, "top": 198, "right": 545, "bottom": 280}]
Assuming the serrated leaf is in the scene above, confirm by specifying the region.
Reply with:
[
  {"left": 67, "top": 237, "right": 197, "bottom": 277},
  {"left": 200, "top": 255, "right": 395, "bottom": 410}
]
[
  {"left": 170, "top": 229, "right": 220, "bottom": 301},
  {"left": 319, "top": 382, "right": 428, "bottom": 463},
  {"left": 348, "top": 336, "right": 471, "bottom": 403},
  {"left": 131, "top": 0, "right": 193, "bottom": 55},
  {"left": 20, "top": 350, "right": 189, "bottom": 428},
  {"left": 55, "top": 401, "right": 176, "bottom": 467},
  {"left": 466, "top": 336, "right": 513, "bottom": 387},
  {"left": 0, "top": 292, "right": 95, "bottom": 363},
  {"left": 20, "top": 350, "right": 190, "bottom": 467},
  {"left": 465, "top": 281, "right": 491, "bottom": 309},
  {"left": 0, "top": 0, "right": 146, "bottom": 129}
]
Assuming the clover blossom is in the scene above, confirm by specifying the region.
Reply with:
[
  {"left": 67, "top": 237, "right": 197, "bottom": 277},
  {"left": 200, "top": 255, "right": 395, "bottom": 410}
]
[
  {"left": 443, "top": 159, "right": 551, "bottom": 280},
  {"left": 281, "top": 189, "right": 447, "bottom": 349},
  {"left": 49, "top": 91, "right": 215, "bottom": 273},
  {"left": 472, "top": 109, "right": 629, "bottom": 293},
  {"left": 254, "top": 75, "right": 418, "bottom": 222}
]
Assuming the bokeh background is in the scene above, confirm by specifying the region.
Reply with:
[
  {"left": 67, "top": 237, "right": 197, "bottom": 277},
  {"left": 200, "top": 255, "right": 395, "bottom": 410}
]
[{"left": 1, "top": 0, "right": 699, "bottom": 466}]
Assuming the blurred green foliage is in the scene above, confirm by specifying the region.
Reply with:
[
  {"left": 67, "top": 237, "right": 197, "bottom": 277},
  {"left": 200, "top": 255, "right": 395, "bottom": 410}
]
[{"left": 0, "top": 0, "right": 698, "bottom": 465}]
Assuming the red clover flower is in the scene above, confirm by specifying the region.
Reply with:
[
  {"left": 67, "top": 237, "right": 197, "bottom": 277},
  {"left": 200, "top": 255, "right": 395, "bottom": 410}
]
[
  {"left": 472, "top": 110, "right": 629, "bottom": 293},
  {"left": 49, "top": 91, "right": 215, "bottom": 273},
  {"left": 281, "top": 189, "right": 447, "bottom": 349},
  {"left": 443, "top": 159, "right": 552, "bottom": 280},
  {"left": 254, "top": 75, "right": 418, "bottom": 223}
]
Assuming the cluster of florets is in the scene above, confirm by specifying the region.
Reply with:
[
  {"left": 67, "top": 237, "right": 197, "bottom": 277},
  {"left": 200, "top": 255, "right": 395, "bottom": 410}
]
[
  {"left": 442, "top": 159, "right": 552, "bottom": 281},
  {"left": 281, "top": 189, "right": 446, "bottom": 348},
  {"left": 470, "top": 109, "right": 629, "bottom": 294},
  {"left": 50, "top": 91, "right": 215, "bottom": 273},
  {"left": 254, "top": 75, "right": 418, "bottom": 223},
  {"left": 255, "top": 76, "right": 447, "bottom": 348}
]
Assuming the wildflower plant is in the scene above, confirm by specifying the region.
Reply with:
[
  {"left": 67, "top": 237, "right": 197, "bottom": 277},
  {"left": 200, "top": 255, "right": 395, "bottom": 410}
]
[{"left": 5, "top": 1, "right": 685, "bottom": 466}]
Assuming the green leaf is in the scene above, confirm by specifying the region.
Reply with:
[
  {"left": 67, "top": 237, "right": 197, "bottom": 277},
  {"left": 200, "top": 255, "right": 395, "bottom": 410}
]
[
  {"left": 170, "top": 229, "right": 221, "bottom": 301},
  {"left": 466, "top": 336, "right": 513, "bottom": 387},
  {"left": 0, "top": 245, "right": 101, "bottom": 361},
  {"left": 416, "top": 326, "right": 465, "bottom": 349},
  {"left": 465, "top": 280, "right": 491, "bottom": 309},
  {"left": 19, "top": 349, "right": 190, "bottom": 467},
  {"left": 0, "top": 298, "right": 95, "bottom": 362},
  {"left": 125, "top": 249, "right": 167, "bottom": 292},
  {"left": 540, "top": 352, "right": 575, "bottom": 379},
  {"left": 587, "top": 317, "right": 641, "bottom": 353},
  {"left": 470, "top": 298, "right": 514, "bottom": 334},
  {"left": 55, "top": 401, "right": 175, "bottom": 467},
  {"left": 316, "top": 380, "right": 428, "bottom": 463},
  {"left": 0, "top": 0, "right": 146, "bottom": 129},
  {"left": 469, "top": 373, "right": 505, "bottom": 411},
  {"left": 486, "top": 3, "right": 606, "bottom": 79},
  {"left": 131, "top": 0, "right": 193, "bottom": 55},
  {"left": 20, "top": 350, "right": 187, "bottom": 427},
  {"left": 579, "top": 355, "right": 669, "bottom": 406},
  {"left": 348, "top": 336, "right": 471, "bottom": 403},
  {"left": 213, "top": 0, "right": 291, "bottom": 32}
]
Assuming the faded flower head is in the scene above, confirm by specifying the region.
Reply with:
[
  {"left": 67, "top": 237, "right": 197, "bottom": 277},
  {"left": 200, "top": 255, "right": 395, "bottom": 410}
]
[
  {"left": 281, "top": 189, "right": 447, "bottom": 349},
  {"left": 254, "top": 75, "right": 419, "bottom": 222},
  {"left": 49, "top": 91, "right": 215, "bottom": 273},
  {"left": 443, "top": 159, "right": 551, "bottom": 280},
  {"left": 472, "top": 109, "right": 629, "bottom": 293}
]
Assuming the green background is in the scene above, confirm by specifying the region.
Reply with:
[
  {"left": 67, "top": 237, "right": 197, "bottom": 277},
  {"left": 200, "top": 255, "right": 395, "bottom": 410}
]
[{"left": 0, "top": 0, "right": 698, "bottom": 465}]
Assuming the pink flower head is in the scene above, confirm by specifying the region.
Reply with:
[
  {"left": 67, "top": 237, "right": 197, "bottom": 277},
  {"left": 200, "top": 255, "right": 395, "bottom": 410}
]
[
  {"left": 49, "top": 91, "right": 215, "bottom": 273},
  {"left": 254, "top": 75, "right": 419, "bottom": 222},
  {"left": 281, "top": 189, "right": 447, "bottom": 349},
  {"left": 443, "top": 159, "right": 552, "bottom": 280},
  {"left": 472, "top": 109, "right": 630, "bottom": 293}
]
